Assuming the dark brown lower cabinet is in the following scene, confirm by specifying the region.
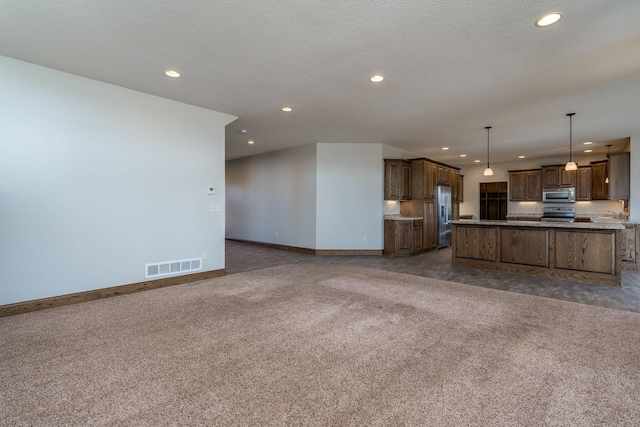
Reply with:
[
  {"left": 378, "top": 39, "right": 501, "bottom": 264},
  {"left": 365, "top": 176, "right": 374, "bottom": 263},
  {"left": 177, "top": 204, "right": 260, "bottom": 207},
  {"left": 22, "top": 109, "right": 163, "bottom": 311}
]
[
  {"left": 452, "top": 223, "right": 621, "bottom": 286},
  {"left": 413, "top": 220, "right": 423, "bottom": 252},
  {"left": 620, "top": 224, "right": 639, "bottom": 271},
  {"left": 384, "top": 219, "right": 423, "bottom": 255},
  {"left": 423, "top": 201, "right": 437, "bottom": 250}
]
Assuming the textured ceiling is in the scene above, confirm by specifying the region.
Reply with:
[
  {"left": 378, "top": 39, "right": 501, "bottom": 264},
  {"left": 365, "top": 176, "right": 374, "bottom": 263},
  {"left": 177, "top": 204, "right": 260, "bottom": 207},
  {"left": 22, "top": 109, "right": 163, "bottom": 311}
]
[{"left": 1, "top": 0, "right": 639, "bottom": 166}]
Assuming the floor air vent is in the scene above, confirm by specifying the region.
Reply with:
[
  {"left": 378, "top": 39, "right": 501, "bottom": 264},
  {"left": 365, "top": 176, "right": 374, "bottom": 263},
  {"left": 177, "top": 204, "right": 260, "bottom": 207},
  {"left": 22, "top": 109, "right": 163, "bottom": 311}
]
[{"left": 145, "top": 258, "right": 202, "bottom": 279}]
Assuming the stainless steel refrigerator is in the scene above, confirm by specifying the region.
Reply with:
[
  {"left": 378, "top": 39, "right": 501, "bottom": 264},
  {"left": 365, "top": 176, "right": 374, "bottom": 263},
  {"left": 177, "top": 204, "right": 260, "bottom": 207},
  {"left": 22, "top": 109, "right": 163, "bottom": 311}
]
[{"left": 437, "top": 185, "right": 452, "bottom": 248}]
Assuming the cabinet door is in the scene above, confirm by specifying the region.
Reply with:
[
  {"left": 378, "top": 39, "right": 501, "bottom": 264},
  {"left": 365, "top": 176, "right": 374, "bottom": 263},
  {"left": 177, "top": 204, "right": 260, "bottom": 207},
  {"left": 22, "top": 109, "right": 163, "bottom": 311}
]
[
  {"left": 384, "top": 160, "right": 412, "bottom": 201},
  {"left": 560, "top": 167, "right": 577, "bottom": 187},
  {"left": 451, "top": 170, "right": 460, "bottom": 202},
  {"left": 542, "top": 166, "right": 559, "bottom": 187},
  {"left": 609, "top": 153, "right": 630, "bottom": 200},
  {"left": 411, "top": 160, "right": 424, "bottom": 200},
  {"left": 458, "top": 174, "right": 464, "bottom": 203},
  {"left": 401, "top": 162, "right": 412, "bottom": 200},
  {"left": 395, "top": 221, "right": 413, "bottom": 254},
  {"left": 413, "top": 221, "right": 423, "bottom": 252},
  {"left": 509, "top": 172, "right": 526, "bottom": 201},
  {"left": 427, "top": 162, "right": 437, "bottom": 200},
  {"left": 525, "top": 170, "right": 542, "bottom": 201},
  {"left": 591, "top": 161, "right": 609, "bottom": 200},
  {"left": 437, "top": 166, "right": 450, "bottom": 185},
  {"left": 423, "top": 201, "right": 437, "bottom": 250},
  {"left": 384, "top": 160, "right": 401, "bottom": 200},
  {"left": 416, "top": 161, "right": 436, "bottom": 200},
  {"left": 576, "top": 166, "right": 592, "bottom": 201}
]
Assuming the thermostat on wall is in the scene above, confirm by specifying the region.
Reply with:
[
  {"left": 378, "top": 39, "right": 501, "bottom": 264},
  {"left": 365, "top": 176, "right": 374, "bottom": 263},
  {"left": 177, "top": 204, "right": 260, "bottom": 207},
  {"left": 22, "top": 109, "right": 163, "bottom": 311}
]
[{"left": 207, "top": 187, "right": 216, "bottom": 195}]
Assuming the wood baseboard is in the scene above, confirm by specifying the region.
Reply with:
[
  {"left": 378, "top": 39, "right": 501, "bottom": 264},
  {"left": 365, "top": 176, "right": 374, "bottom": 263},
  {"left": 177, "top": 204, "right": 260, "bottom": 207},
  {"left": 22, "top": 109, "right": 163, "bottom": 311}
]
[
  {"left": 226, "top": 239, "right": 317, "bottom": 255},
  {"left": 226, "top": 239, "right": 382, "bottom": 256},
  {"left": 0, "top": 269, "right": 225, "bottom": 318},
  {"left": 315, "top": 250, "right": 383, "bottom": 256}
]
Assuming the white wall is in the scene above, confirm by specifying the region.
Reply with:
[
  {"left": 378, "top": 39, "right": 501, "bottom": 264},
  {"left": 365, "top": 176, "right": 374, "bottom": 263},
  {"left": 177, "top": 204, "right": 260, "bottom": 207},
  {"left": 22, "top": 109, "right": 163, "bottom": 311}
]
[
  {"left": 225, "top": 144, "right": 317, "bottom": 248},
  {"left": 316, "top": 143, "right": 383, "bottom": 250},
  {"left": 0, "top": 56, "right": 235, "bottom": 305},
  {"left": 630, "top": 134, "right": 640, "bottom": 221},
  {"left": 459, "top": 153, "right": 627, "bottom": 218}
]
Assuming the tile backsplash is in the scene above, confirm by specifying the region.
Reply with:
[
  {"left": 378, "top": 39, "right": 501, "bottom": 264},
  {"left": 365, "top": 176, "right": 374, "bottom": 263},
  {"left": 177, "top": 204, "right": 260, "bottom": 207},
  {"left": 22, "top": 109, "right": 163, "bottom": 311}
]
[{"left": 509, "top": 200, "right": 627, "bottom": 216}]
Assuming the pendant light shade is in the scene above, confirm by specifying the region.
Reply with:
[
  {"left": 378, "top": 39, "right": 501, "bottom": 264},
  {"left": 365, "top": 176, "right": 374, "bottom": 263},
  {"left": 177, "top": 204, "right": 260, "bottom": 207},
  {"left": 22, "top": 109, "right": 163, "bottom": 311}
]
[
  {"left": 484, "top": 126, "right": 493, "bottom": 176},
  {"left": 565, "top": 113, "right": 577, "bottom": 171}
]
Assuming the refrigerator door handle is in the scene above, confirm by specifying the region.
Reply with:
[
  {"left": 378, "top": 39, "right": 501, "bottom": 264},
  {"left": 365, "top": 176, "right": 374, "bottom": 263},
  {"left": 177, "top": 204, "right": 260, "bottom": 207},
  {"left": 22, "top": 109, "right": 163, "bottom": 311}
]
[{"left": 444, "top": 196, "right": 449, "bottom": 223}]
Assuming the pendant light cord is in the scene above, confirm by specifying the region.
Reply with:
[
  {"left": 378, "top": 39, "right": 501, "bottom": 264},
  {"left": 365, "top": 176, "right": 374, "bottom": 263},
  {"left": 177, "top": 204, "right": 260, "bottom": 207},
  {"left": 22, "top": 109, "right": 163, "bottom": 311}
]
[
  {"left": 485, "top": 126, "right": 492, "bottom": 168},
  {"left": 567, "top": 113, "right": 575, "bottom": 163}
]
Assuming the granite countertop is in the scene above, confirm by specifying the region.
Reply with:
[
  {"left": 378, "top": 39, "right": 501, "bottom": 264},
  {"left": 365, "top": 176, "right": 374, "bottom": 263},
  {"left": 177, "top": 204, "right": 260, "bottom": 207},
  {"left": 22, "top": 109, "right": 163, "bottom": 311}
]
[
  {"left": 450, "top": 219, "right": 625, "bottom": 230},
  {"left": 505, "top": 213, "right": 542, "bottom": 218},
  {"left": 384, "top": 215, "right": 423, "bottom": 221},
  {"left": 506, "top": 212, "right": 638, "bottom": 225}
]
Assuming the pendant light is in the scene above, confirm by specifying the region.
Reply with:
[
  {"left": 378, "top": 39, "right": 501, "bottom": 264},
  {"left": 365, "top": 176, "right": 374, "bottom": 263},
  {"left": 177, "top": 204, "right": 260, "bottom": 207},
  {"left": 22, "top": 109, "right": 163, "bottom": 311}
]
[
  {"left": 565, "top": 113, "right": 577, "bottom": 171},
  {"left": 483, "top": 126, "right": 494, "bottom": 176},
  {"left": 605, "top": 144, "right": 611, "bottom": 183}
]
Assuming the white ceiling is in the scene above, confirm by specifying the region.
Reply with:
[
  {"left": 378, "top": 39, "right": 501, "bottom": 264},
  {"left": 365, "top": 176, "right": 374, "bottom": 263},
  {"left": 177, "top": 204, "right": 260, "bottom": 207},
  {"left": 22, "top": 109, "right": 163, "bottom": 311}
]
[{"left": 1, "top": 0, "right": 639, "bottom": 166}]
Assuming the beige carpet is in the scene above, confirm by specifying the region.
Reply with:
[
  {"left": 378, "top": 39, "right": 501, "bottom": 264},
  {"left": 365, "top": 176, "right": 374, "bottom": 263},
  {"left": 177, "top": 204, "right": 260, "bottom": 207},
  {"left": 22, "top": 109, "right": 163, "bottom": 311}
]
[{"left": 2, "top": 264, "right": 640, "bottom": 426}]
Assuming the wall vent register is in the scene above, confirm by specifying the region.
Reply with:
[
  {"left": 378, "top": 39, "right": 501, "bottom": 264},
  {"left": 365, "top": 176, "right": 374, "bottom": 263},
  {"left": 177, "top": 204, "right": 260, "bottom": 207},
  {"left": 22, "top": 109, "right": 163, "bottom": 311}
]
[{"left": 145, "top": 258, "right": 202, "bottom": 279}]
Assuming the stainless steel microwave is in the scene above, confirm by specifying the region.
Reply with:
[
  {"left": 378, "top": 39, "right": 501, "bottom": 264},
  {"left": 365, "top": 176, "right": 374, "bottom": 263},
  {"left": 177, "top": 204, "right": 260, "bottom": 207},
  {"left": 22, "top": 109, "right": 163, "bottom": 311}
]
[{"left": 542, "top": 187, "right": 575, "bottom": 203}]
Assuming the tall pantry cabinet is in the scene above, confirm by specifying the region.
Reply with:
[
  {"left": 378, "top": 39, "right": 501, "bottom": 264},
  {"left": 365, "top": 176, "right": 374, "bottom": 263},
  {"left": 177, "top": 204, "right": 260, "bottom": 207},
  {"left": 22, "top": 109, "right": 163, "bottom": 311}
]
[{"left": 393, "top": 158, "right": 461, "bottom": 253}]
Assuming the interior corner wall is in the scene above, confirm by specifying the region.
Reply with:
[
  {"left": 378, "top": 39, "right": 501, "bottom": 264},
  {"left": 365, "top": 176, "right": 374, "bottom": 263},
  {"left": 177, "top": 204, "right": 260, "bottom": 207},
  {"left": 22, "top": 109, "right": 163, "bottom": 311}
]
[
  {"left": 630, "top": 134, "right": 640, "bottom": 221},
  {"left": 225, "top": 144, "right": 317, "bottom": 249},
  {"left": 0, "top": 56, "right": 235, "bottom": 305},
  {"left": 315, "top": 143, "right": 383, "bottom": 250}
]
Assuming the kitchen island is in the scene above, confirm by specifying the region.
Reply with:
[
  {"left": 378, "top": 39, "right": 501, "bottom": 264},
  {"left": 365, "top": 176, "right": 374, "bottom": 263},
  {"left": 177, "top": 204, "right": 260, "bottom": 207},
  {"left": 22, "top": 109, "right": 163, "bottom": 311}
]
[{"left": 450, "top": 219, "right": 625, "bottom": 286}]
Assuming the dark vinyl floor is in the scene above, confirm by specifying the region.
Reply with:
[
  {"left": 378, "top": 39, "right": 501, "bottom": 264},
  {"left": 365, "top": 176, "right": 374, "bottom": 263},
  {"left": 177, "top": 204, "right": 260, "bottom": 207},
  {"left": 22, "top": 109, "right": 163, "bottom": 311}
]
[{"left": 225, "top": 240, "right": 640, "bottom": 313}]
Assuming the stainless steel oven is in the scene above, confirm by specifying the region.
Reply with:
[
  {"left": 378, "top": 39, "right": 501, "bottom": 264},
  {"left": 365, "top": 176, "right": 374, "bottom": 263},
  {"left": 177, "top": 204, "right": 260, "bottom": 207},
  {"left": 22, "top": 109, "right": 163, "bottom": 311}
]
[
  {"left": 541, "top": 207, "right": 575, "bottom": 222},
  {"left": 542, "top": 187, "right": 575, "bottom": 203}
]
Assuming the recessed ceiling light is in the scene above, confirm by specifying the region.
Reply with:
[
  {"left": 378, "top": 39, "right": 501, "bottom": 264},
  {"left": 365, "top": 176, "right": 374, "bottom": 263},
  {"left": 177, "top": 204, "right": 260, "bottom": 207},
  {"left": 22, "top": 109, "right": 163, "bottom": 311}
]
[
  {"left": 536, "top": 12, "right": 562, "bottom": 27},
  {"left": 518, "top": 156, "right": 526, "bottom": 159},
  {"left": 583, "top": 141, "right": 592, "bottom": 145},
  {"left": 165, "top": 70, "right": 180, "bottom": 78},
  {"left": 239, "top": 129, "right": 248, "bottom": 134},
  {"left": 460, "top": 154, "right": 467, "bottom": 157},
  {"left": 584, "top": 149, "right": 593, "bottom": 153},
  {"left": 474, "top": 160, "right": 481, "bottom": 163},
  {"left": 370, "top": 75, "right": 384, "bottom": 83},
  {"left": 248, "top": 140, "right": 254, "bottom": 145},
  {"left": 281, "top": 106, "right": 293, "bottom": 112},
  {"left": 442, "top": 147, "right": 449, "bottom": 150}
]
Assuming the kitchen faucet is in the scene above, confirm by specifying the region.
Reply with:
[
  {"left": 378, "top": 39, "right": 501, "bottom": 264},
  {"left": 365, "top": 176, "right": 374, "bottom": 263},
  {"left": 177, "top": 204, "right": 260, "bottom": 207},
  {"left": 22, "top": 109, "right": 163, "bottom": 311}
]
[{"left": 607, "top": 211, "right": 622, "bottom": 219}]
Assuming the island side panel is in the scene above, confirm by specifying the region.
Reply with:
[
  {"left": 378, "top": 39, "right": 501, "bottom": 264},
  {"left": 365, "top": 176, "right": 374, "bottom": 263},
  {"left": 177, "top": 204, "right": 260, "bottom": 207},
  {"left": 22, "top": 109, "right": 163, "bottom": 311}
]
[
  {"left": 453, "top": 225, "right": 497, "bottom": 261},
  {"left": 451, "top": 222, "right": 621, "bottom": 287},
  {"left": 500, "top": 227, "right": 549, "bottom": 267},
  {"left": 555, "top": 229, "right": 616, "bottom": 274}
]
